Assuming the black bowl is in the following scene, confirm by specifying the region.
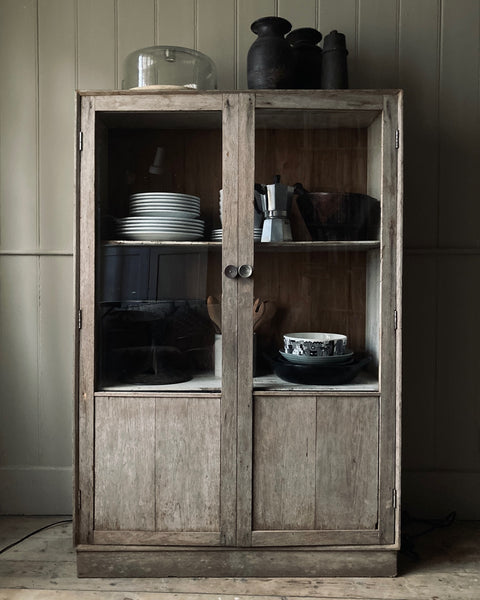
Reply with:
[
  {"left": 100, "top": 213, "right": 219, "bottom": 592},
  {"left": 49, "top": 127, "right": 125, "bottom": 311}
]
[
  {"left": 295, "top": 190, "right": 380, "bottom": 241},
  {"left": 270, "top": 352, "right": 372, "bottom": 385}
]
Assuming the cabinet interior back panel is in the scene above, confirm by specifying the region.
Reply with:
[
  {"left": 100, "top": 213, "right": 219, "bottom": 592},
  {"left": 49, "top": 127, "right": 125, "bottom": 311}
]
[
  {"left": 255, "top": 128, "right": 368, "bottom": 194},
  {"left": 104, "top": 128, "right": 222, "bottom": 233},
  {"left": 254, "top": 251, "right": 368, "bottom": 353}
]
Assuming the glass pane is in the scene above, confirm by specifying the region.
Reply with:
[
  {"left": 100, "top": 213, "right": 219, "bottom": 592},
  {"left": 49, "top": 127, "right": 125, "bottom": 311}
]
[
  {"left": 253, "top": 108, "right": 381, "bottom": 391},
  {"left": 95, "top": 110, "right": 223, "bottom": 392}
]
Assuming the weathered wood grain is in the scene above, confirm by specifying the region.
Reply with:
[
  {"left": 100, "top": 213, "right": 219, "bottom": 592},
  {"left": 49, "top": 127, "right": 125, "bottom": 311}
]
[
  {"left": 94, "top": 397, "right": 156, "bottom": 532},
  {"left": 155, "top": 396, "right": 221, "bottom": 534}
]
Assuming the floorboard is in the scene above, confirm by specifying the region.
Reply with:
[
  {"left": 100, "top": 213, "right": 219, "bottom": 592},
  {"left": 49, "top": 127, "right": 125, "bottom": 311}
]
[{"left": 0, "top": 517, "right": 479, "bottom": 599}]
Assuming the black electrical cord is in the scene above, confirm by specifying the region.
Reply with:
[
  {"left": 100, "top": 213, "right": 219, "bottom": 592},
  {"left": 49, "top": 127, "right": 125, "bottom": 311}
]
[{"left": 0, "top": 518, "right": 73, "bottom": 555}]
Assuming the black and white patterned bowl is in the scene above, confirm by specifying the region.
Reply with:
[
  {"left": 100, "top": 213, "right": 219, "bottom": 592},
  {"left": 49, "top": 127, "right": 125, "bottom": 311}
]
[{"left": 283, "top": 332, "right": 347, "bottom": 357}]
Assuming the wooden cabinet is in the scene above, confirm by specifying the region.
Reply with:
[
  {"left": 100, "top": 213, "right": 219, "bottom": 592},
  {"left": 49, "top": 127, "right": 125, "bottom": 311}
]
[{"left": 75, "top": 90, "right": 402, "bottom": 577}]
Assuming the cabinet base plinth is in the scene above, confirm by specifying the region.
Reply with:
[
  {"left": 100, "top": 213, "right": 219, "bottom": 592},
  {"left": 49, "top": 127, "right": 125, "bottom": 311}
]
[{"left": 76, "top": 547, "right": 397, "bottom": 578}]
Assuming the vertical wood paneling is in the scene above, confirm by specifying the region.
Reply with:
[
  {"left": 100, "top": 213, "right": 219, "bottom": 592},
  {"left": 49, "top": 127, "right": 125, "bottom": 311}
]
[
  {"left": 399, "top": 0, "right": 440, "bottom": 248},
  {"left": 197, "top": 0, "right": 236, "bottom": 89},
  {"left": 77, "top": 0, "right": 116, "bottom": 90},
  {"left": 117, "top": 0, "right": 156, "bottom": 88},
  {"left": 0, "top": 0, "right": 38, "bottom": 250},
  {"left": 38, "top": 256, "right": 73, "bottom": 465},
  {"left": 402, "top": 255, "right": 437, "bottom": 469},
  {"left": 436, "top": 256, "right": 480, "bottom": 470},
  {"left": 317, "top": 0, "right": 358, "bottom": 87},
  {"left": 356, "top": 0, "right": 399, "bottom": 88},
  {"left": 155, "top": 397, "right": 221, "bottom": 532},
  {"left": 316, "top": 396, "right": 379, "bottom": 530},
  {"left": 318, "top": 0, "right": 357, "bottom": 34},
  {"left": 155, "top": 0, "right": 195, "bottom": 47},
  {"left": 0, "top": 257, "right": 39, "bottom": 465},
  {"left": 278, "top": 0, "right": 316, "bottom": 28},
  {"left": 95, "top": 397, "right": 156, "bottom": 531},
  {"left": 236, "top": 0, "right": 276, "bottom": 89},
  {"left": 38, "top": 0, "right": 76, "bottom": 252},
  {"left": 253, "top": 396, "right": 317, "bottom": 530},
  {"left": 438, "top": 0, "right": 480, "bottom": 247}
]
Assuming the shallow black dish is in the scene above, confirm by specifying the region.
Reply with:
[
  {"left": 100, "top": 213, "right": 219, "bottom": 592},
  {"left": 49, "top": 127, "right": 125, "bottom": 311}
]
[{"left": 270, "top": 352, "right": 372, "bottom": 385}]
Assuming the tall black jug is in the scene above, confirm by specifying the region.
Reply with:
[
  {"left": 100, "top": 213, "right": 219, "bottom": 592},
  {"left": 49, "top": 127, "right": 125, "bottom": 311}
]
[
  {"left": 320, "top": 30, "right": 349, "bottom": 89},
  {"left": 247, "top": 16, "right": 294, "bottom": 89}
]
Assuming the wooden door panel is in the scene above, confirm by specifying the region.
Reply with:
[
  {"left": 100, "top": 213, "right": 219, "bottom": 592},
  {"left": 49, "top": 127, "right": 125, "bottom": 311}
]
[
  {"left": 94, "top": 396, "right": 156, "bottom": 531},
  {"left": 155, "top": 396, "right": 221, "bottom": 532},
  {"left": 93, "top": 395, "right": 222, "bottom": 543},
  {"left": 252, "top": 395, "right": 379, "bottom": 543},
  {"left": 315, "top": 396, "right": 379, "bottom": 530}
]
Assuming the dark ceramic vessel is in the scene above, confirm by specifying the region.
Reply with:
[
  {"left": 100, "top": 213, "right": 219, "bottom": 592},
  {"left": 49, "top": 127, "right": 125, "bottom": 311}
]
[
  {"left": 286, "top": 27, "right": 323, "bottom": 89},
  {"left": 247, "top": 16, "right": 294, "bottom": 89},
  {"left": 320, "top": 30, "right": 349, "bottom": 89}
]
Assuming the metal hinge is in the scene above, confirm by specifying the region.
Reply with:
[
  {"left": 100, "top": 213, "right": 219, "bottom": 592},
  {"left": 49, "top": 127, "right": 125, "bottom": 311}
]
[
  {"left": 395, "top": 129, "right": 400, "bottom": 149},
  {"left": 392, "top": 488, "right": 398, "bottom": 509},
  {"left": 78, "top": 131, "right": 83, "bottom": 152},
  {"left": 77, "top": 489, "right": 82, "bottom": 510},
  {"left": 78, "top": 309, "right": 82, "bottom": 330},
  {"left": 394, "top": 309, "right": 398, "bottom": 330}
]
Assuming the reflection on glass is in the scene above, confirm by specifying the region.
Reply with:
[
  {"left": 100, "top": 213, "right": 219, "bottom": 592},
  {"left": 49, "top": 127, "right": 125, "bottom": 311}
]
[
  {"left": 95, "top": 111, "right": 223, "bottom": 391},
  {"left": 253, "top": 109, "right": 381, "bottom": 390}
]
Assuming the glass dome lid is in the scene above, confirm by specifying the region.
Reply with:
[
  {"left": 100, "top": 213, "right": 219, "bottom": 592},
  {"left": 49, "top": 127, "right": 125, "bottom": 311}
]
[{"left": 122, "top": 45, "right": 217, "bottom": 90}]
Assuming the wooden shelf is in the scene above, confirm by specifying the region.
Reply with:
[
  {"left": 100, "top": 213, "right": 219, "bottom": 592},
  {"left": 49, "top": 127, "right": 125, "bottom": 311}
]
[{"left": 103, "top": 239, "right": 380, "bottom": 251}]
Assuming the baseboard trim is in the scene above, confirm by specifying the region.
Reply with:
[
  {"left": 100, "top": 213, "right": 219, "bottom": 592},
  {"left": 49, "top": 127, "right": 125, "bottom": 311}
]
[{"left": 77, "top": 547, "right": 397, "bottom": 578}]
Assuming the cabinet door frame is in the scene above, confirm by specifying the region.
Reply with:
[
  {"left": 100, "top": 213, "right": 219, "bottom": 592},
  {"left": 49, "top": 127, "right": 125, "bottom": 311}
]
[{"left": 233, "top": 90, "right": 402, "bottom": 549}]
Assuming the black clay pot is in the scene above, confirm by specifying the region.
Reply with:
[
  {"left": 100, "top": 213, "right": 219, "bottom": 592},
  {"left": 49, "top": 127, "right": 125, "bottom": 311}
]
[
  {"left": 247, "top": 16, "right": 294, "bottom": 89},
  {"left": 320, "top": 30, "right": 349, "bottom": 89},
  {"left": 286, "top": 27, "right": 323, "bottom": 89}
]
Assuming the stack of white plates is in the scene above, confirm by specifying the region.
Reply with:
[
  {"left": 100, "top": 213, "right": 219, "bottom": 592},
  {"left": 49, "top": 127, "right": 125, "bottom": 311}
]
[
  {"left": 119, "top": 193, "right": 203, "bottom": 241},
  {"left": 279, "top": 350, "right": 354, "bottom": 365},
  {"left": 210, "top": 228, "right": 263, "bottom": 241}
]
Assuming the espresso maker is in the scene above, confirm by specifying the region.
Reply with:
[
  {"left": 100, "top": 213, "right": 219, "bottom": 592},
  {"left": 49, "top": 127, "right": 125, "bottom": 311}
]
[{"left": 255, "top": 175, "right": 293, "bottom": 242}]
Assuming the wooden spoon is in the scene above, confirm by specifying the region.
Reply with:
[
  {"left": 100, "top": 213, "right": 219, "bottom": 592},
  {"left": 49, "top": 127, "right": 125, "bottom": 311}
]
[
  {"left": 253, "top": 298, "right": 266, "bottom": 331},
  {"left": 207, "top": 295, "right": 222, "bottom": 333}
]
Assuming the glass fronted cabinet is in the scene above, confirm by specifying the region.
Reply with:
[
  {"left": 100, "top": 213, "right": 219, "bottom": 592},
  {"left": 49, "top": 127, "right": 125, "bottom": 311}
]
[{"left": 75, "top": 90, "right": 402, "bottom": 577}]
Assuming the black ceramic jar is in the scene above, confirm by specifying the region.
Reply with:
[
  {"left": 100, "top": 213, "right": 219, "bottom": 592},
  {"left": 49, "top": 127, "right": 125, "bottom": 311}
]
[
  {"left": 286, "top": 27, "right": 323, "bottom": 89},
  {"left": 247, "top": 16, "right": 294, "bottom": 89}
]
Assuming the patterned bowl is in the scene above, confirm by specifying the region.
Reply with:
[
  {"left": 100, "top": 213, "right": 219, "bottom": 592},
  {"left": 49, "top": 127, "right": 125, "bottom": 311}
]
[{"left": 283, "top": 332, "right": 347, "bottom": 357}]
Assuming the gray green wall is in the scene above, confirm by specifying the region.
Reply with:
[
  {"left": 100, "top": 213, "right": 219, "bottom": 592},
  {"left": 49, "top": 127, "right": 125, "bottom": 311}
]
[{"left": 1, "top": 0, "right": 479, "bottom": 517}]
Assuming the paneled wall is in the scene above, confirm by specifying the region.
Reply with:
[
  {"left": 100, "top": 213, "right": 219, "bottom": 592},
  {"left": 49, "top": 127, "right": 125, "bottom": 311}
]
[{"left": 0, "top": 0, "right": 479, "bottom": 516}]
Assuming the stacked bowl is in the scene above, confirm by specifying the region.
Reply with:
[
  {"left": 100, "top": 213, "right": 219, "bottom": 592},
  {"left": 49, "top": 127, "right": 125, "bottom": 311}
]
[
  {"left": 117, "top": 192, "right": 204, "bottom": 241},
  {"left": 280, "top": 332, "right": 352, "bottom": 365},
  {"left": 272, "top": 331, "right": 371, "bottom": 385}
]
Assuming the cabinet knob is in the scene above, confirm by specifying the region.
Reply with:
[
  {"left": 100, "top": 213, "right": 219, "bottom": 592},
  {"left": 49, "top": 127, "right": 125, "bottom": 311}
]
[
  {"left": 224, "top": 265, "right": 238, "bottom": 279},
  {"left": 238, "top": 264, "right": 253, "bottom": 278}
]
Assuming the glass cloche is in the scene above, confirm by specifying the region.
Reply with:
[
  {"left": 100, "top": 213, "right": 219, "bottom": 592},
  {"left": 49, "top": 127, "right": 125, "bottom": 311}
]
[{"left": 122, "top": 46, "right": 217, "bottom": 90}]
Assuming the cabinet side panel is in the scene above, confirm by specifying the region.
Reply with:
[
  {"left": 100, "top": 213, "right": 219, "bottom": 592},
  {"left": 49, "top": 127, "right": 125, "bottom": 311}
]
[
  {"left": 253, "top": 396, "right": 316, "bottom": 530},
  {"left": 94, "top": 396, "right": 156, "bottom": 531},
  {"left": 315, "top": 396, "right": 379, "bottom": 530},
  {"left": 155, "top": 396, "right": 221, "bottom": 532}
]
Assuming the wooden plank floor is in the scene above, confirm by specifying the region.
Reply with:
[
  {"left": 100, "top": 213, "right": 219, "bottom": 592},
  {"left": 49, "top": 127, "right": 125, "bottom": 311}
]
[{"left": 0, "top": 516, "right": 479, "bottom": 599}]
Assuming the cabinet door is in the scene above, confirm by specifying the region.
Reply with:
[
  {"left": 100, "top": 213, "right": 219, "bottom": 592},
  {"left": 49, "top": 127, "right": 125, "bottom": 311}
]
[
  {"left": 93, "top": 395, "right": 222, "bottom": 545},
  {"left": 251, "top": 395, "right": 381, "bottom": 546}
]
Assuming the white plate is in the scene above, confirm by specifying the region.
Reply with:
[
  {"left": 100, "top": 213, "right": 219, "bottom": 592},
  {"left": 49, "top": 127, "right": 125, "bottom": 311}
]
[
  {"left": 122, "top": 231, "right": 204, "bottom": 241},
  {"left": 120, "top": 217, "right": 203, "bottom": 225},
  {"left": 130, "top": 209, "right": 199, "bottom": 218},
  {"left": 120, "top": 227, "right": 204, "bottom": 234},
  {"left": 279, "top": 350, "right": 354, "bottom": 365},
  {"left": 130, "top": 192, "right": 200, "bottom": 201},
  {"left": 129, "top": 200, "right": 200, "bottom": 208}
]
